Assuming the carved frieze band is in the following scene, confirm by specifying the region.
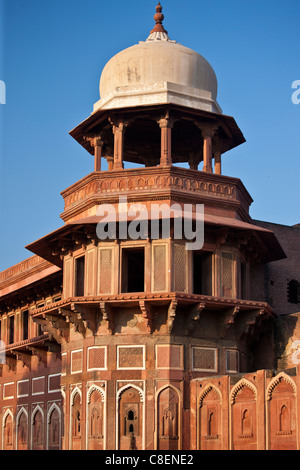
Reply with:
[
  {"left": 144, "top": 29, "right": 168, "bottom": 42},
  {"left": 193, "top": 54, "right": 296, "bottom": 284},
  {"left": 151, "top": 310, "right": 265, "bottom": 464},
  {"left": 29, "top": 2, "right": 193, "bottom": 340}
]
[{"left": 63, "top": 173, "right": 237, "bottom": 211}]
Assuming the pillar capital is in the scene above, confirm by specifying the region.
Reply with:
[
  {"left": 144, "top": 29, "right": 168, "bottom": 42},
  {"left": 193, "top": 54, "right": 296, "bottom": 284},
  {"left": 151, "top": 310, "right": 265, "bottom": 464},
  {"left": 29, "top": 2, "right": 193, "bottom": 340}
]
[
  {"left": 84, "top": 135, "right": 104, "bottom": 172},
  {"left": 84, "top": 135, "right": 104, "bottom": 148},
  {"left": 194, "top": 122, "right": 219, "bottom": 138},
  {"left": 157, "top": 111, "right": 174, "bottom": 129},
  {"left": 109, "top": 117, "right": 129, "bottom": 133}
]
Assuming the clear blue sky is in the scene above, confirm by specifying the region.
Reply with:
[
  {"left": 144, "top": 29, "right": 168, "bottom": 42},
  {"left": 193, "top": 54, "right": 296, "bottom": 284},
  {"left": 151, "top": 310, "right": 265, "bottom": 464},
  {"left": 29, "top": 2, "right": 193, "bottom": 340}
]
[{"left": 0, "top": 0, "right": 299, "bottom": 272}]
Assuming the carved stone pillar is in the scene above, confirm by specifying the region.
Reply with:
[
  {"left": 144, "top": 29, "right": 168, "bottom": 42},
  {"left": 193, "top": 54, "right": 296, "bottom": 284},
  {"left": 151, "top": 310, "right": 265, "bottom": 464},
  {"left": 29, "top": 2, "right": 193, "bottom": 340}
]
[
  {"left": 188, "top": 151, "right": 200, "bottom": 170},
  {"left": 84, "top": 136, "right": 104, "bottom": 172},
  {"left": 214, "top": 150, "right": 222, "bottom": 175},
  {"left": 93, "top": 137, "right": 104, "bottom": 172},
  {"left": 109, "top": 118, "right": 127, "bottom": 170},
  {"left": 202, "top": 129, "right": 214, "bottom": 173},
  {"left": 158, "top": 113, "right": 173, "bottom": 167},
  {"left": 106, "top": 155, "right": 114, "bottom": 171}
]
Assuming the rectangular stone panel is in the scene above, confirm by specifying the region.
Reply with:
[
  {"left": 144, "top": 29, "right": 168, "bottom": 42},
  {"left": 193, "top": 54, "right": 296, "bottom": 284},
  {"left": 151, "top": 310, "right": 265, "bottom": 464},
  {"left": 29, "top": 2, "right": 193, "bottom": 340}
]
[
  {"left": 17, "top": 379, "right": 29, "bottom": 398},
  {"left": 117, "top": 345, "right": 145, "bottom": 370},
  {"left": 99, "top": 248, "right": 113, "bottom": 294},
  {"left": 225, "top": 349, "right": 239, "bottom": 373},
  {"left": 191, "top": 347, "right": 217, "bottom": 372},
  {"left": 87, "top": 346, "right": 106, "bottom": 370},
  {"left": 32, "top": 376, "right": 45, "bottom": 395},
  {"left": 153, "top": 244, "right": 167, "bottom": 292},
  {"left": 71, "top": 349, "right": 83, "bottom": 374},
  {"left": 3, "top": 382, "right": 14, "bottom": 399},
  {"left": 173, "top": 243, "right": 186, "bottom": 292},
  {"left": 48, "top": 373, "right": 61, "bottom": 393},
  {"left": 156, "top": 344, "right": 183, "bottom": 370}
]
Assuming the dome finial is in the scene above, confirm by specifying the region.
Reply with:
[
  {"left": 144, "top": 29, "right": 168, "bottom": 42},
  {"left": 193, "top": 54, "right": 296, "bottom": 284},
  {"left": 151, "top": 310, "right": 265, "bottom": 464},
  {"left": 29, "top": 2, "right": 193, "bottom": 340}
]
[{"left": 150, "top": 2, "right": 168, "bottom": 34}]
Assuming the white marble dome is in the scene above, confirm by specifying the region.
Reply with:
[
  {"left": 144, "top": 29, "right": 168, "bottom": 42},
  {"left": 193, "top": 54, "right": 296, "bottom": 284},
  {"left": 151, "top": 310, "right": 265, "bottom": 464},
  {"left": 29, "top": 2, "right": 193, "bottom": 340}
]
[{"left": 93, "top": 10, "right": 222, "bottom": 114}]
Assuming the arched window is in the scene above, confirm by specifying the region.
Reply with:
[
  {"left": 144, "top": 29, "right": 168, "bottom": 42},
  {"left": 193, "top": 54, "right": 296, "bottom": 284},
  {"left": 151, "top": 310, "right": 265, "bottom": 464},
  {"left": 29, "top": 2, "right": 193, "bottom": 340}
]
[
  {"left": 279, "top": 405, "right": 289, "bottom": 432},
  {"left": 242, "top": 409, "right": 251, "bottom": 435}
]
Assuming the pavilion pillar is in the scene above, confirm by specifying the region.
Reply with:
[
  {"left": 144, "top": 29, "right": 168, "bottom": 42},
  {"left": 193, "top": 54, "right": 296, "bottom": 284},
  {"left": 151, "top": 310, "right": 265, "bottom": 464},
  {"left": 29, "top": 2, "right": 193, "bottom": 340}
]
[
  {"left": 106, "top": 155, "right": 114, "bottom": 171},
  {"left": 202, "top": 130, "right": 214, "bottom": 173},
  {"left": 110, "top": 118, "right": 127, "bottom": 170},
  {"left": 84, "top": 135, "right": 104, "bottom": 172},
  {"left": 158, "top": 113, "right": 173, "bottom": 166},
  {"left": 92, "top": 137, "right": 104, "bottom": 172},
  {"left": 214, "top": 150, "right": 222, "bottom": 175}
]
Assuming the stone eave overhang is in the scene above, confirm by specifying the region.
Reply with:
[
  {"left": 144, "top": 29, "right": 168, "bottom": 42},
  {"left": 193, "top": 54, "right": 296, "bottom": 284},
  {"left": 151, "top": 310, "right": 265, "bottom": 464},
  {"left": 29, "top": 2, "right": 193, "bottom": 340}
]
[
  {"left": 31, "top": 292, "right": 274, "bottom": 317},
  {"left": 69, "top": 103, "right": 245, "bottom": 156},
  {"left": 29, "top": 293, "right": 274, "bottom": 339},
  {"left": 0, "top": 255, "right": 62, "bottom": 298},
  {"left": 25, "top": 209, "right": 286, "bottom": 266}
]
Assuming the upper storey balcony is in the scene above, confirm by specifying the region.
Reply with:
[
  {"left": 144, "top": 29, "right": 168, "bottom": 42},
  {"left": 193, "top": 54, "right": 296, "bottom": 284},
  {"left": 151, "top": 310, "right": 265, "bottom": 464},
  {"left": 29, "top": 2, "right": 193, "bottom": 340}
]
[{"left": 65, "top": 104, "right": 249, "bottom": 223}]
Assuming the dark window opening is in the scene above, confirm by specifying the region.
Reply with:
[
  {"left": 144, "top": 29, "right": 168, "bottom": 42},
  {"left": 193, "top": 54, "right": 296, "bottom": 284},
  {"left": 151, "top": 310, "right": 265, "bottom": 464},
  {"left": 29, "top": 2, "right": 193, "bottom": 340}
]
[
  {"left": 287, "top": 279, "right": 300, "bottom": 304},
  {"left": 193, "top": 252, "right": 212, "bottom": 295},
  {"left": 75, "top": 256, "right": 85, "bottom": 297},
  {"left": 22, "top": 310, "right": 29, "bottom": 340},
  {"left": 121, "top": 248, "right": 145, "bottom": 293},
  {"left": 9, "top": 316, "right": 14, "bottom": 345}
]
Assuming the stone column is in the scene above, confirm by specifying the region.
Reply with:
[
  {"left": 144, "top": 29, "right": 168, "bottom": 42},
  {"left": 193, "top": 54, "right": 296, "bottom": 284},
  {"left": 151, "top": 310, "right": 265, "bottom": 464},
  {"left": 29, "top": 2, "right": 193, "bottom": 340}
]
[
  {"left": 106, "top": 155, "right": 114, "bottom": 171},
  {"left": 84, "top": 136, "right": 104, "bottom": 172},
  {"left": 110, "top": 118, "right": 127, "bottom": 170},
  {"left": 93, "top": 137, "right": 104, "bottom": 172},
  {"left": 158, "top": 113, "right": 173, "bottom": 166},
  {"left": 202, "top": 129, "right": 214, "bottom": 173},
  {"left": 214, "top": 151, "right": 222, "bottom": 175}
]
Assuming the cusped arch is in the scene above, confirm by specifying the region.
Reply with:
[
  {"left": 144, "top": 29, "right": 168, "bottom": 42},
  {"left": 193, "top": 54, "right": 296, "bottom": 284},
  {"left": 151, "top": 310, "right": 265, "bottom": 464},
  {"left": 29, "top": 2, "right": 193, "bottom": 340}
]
[
  {"left": 199, "top": 383, "right": 222, "bottom": 408},
  {"left": 16, "top": 407, "right": 28, "bottom": 426},
  {"left": 117, "top": 383, "right": 144, "bottom": 403},
  {"left": 31, "top": 405, "right": 44, "bottom": 425},
  {"left": 266, "top": 372, "right": 297, "bottom": 401},
  {"left": 47, "top": 403, "right": 61, "bottom": 424},
  {"left": 87, "top": 384, "right": 105, "bottom": 404},
  {"left": 70, "top": 386, "right": 82, "bottom": 406},
  {"left": 156, "top": 383, "right": 181, "bottom": 399},
  {"left": 2, "top": 408, "right": 13, "bottom": 427},
  {"left": 230, "top": 378, "right": 257, "bottom": 405}
]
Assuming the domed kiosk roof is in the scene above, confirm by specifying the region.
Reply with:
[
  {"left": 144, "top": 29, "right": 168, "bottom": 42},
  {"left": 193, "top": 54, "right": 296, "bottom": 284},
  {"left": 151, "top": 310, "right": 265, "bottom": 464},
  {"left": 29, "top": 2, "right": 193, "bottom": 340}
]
[{"left": 93, "top": 2, "right": 222, "bottom": 114}]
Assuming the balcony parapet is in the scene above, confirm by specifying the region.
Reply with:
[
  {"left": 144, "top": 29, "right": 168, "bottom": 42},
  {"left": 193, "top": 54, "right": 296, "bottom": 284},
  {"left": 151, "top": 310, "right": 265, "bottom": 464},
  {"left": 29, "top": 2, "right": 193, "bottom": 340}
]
[{"left": 60, "top": 166, "right": 253, "bottom": 223}]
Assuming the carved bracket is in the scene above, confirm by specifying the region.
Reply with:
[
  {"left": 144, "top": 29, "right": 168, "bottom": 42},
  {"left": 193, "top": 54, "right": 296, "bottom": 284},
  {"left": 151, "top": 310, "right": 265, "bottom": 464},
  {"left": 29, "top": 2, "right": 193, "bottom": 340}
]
[
  {"left": 167, "top": 299, "right": 178, "bottom": 334},
  {"left": 99, "top": 301, "right": 114, "bottom": 334},
  {"left": 139, "top": 300, "right": 153, "bottom": 333},
  {"left": 185, "top": 302, "right": 206, "bottom": 335},
  {"left": 219, "top": 306, "right": 240, "bottom": 338},
  {"left": 35, "top": 314, "right": 69, "bottom": 344}
]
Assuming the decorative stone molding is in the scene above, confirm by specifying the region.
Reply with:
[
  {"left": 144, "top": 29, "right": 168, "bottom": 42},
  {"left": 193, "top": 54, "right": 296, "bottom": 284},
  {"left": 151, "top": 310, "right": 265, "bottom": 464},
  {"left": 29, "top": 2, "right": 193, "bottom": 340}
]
[
  {"left": 230, "top": 378, "right": 257, "bottom": 405},
  {"left": 87, "top": 384, "right": 105, "bottom": 404},
  {"left": 117, "top": 383, "right": 144, "bottom": 403},
  {"left": 266, "top": 372, "right": 297, "bottom": 401},
  {"left": 199, "top": 384, "right": 222, "bottom": 408}
]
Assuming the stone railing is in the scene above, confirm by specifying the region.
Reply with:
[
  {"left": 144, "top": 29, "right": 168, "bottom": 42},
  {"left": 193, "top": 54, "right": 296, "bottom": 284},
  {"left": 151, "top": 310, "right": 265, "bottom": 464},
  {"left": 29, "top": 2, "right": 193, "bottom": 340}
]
[{"left": 61, "top": 166, "right": 253, "bottom": 221}]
